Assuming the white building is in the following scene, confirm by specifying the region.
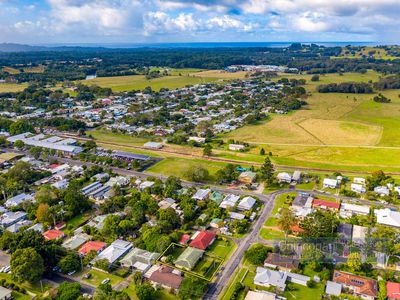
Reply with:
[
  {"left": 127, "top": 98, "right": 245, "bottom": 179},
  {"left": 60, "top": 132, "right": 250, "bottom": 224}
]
[
  {"left": 374, "top": 186, "right": 390, "bottom": 196},
  {"left": 351, "top": 183, "right": 366, "bottom": 194},
  {"left": 228, "top": 144, "right": 245, "bottom": 151},
  {"left": 353, "top": 177, "right": 366, "bottom": 185},
  {"left": 192, "top": 189, "right": 211, "bottom": 201},
  {"left": 339, "top": 203, "right": 370, "bottom": 218},
  {"left": 237, "top": 196, "right": 256, "bottom": 211},
  {"left": 220, "top": 194, "right": 240, "bottom": 209},
  {"left": 323, "top": 178, "right": 338, "bottom": 189},
  {"left": 188, "top": 137, "right": 206, "bottom": 144},
  {"left": 144, "top": 142, "right": 163, "bottom": 149},
  {"left": 92, "top": 239, "right": 133, "bottom": 266},
  {"left": 375, "top": 208, "right": 400, "bottom": 227},
  {"left": 277, "top": 172, "right": 292, "bottom": 184}
]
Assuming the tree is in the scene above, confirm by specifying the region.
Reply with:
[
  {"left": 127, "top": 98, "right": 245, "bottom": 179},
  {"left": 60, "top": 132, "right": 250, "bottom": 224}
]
[
  {"left": 63, "top": 181, "right": 91, "bottom": 215},
  {"left": 347, "top": 252, "right": 362, "bottom": 272},
  {"left": 244, "top": 244, "right": 270, "bottom": 265},
  {"left": 259, "top": 157, "right": 274, "bottom": 184},
  {"left": 311, "top": 74, "right": 320, "bottom": 82},
  {"left": 9, "top": 120, "right": 34, "bottom": 135},
  {"left": 94, "top": 258, "right": 110, "bottom": 271},
  {"left": 59, "top": 252, "right": 81, "bottom": 273},
  {"left": 36, "top": 203, "right": 52, "bottom": 226},
  {"left": 184, "top": 166, "right": 209, "bottom": 182},
  {"left": 300, "top": 210, "right": 338, "bottom": 238},
  {"left": 56, "top": 282, "right": 82, "bottom": 300},
  {"left": 158, "top": 208, "right": 181, "bottom": 231},
  {"left": 203, "top": 144, "right": 212, "bottom": 156},
  {"left": 135, "top": 283, "right": 156, "bottom": 300},
  {"left": 259, "top": 148, "right": 265, "bottom": 155},
  {"left": 178, "top": 276, "right": 208, "bottom": 299},
  {"left": 277, "top": 208, "right": 296, "bottom": 242},
  {"left": 11, "top": 247, "right": 44, "bottom": 282},
  {"left": 300, "top": 244, "right": 324, "bottom": 270},
  {"left": 13, "top": 140, "right": 25, "bottom": 149}
]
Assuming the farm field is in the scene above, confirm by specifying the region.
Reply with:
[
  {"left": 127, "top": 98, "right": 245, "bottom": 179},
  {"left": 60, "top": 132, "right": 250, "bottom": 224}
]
[
  {"left": 0, "top": 82, "right": 28, "bottom": 92},
  {"left": 80, "top": 69, "right": 246, "bottom": 92},
  {"left": 333, "top": 46, "right": 399, "bottom": 60},
  {"left": 224, "top": 71, "right": 400, "bottom": 172}
]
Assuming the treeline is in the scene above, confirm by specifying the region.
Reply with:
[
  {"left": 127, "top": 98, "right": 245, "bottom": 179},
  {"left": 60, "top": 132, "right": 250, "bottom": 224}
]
[
  {"left": 317, "top": 82, "right": 374, "bottom": 93},
  {"left": 33, "top": 117, "right": 86, "bottom": 131},
  {"left": 374, "top": 75, "right": 400, "bottom": 90}
]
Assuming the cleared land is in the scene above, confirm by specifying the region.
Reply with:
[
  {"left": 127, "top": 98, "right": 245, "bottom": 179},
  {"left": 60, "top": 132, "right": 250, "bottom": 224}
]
[
  {"left": 80, "top": 69, "right": 246, "bottom": 92},
  {"left": 0, "top": 82, "right": 28, "bottom": 92},
  {"left": 333, "top": 46, "right": 399, "bottom": 60}
]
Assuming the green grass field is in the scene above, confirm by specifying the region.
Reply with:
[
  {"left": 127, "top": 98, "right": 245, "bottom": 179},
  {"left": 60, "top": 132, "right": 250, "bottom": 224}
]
[
  {"left": 0, "top": 83, "right": 28, "bottom": 92},
  {"left": 207, "top": 239, "right": 235, "bottom": 260},
  {"left": 82, "top": 269, "right": 124, "bottom": 287}
]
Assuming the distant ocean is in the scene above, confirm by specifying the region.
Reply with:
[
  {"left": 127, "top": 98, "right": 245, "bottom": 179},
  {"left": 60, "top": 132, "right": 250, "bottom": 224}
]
[{"left": 42, "top": 42, "right": 378, "bottom": 49}]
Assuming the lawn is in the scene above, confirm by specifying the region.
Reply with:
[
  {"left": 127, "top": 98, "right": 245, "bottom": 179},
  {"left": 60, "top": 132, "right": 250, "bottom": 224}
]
[
  {"left": 124, "top": 285, "right": 178, "bottom": 300},
  {"left": 283, "top": 282, "right": 324, "bottom": 300},
  {"left": 207, "top": 239, "right": 235, "bottom": 260},
  {"left": 0, "top": 273, "right": 52, "bottom": 294},
  {"left": 82, "top": 269, "right": 124, "bottom": 287},
  {"left": 11, "top": 291, "right": 31, "bottom": 300},
  {"left": 65, "top": 210, "right": 93, "bottom": 231},
  {"left": 89, "top": 130, "right": 150, "bottom": 146},
  {"left": 220, "top": 267, "right": 248, "bottom": 300}
]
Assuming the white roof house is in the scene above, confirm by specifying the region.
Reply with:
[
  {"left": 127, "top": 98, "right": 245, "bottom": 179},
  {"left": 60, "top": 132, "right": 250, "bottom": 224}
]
[
  {"left": 339, "top": 203, "right": 370, "bottom": 218},
  {"left": 374, "top": 186, "right": 390, "bottom": 196},
  {"left": 237, "top": 196, "right": 256, "bottom": 211},
  {"left": 352, "top": 225, "right": 368, "bottom": 245},
  {"left": 353, "top": 177, "right": 366, "bottom": 185},
  {"left": 4, "top": 193, "right": 34, "bottom": 208},
  {"left": 0, "top": 211, "right": 27, "bottom": 228},
  {"left": 192, "top": 189, "right": 211, "bottom": 201},
  {"left": 254, "top": 267, "right": 287, "bottom": 290},
  {"left": 323, "top": 178, "right": 338, "bottom": 189},
  {"left": 51, "top": 179, "right": 69, "bottom": 190},
  {"left": 220, "top": 194, "right": 240, "bottom": 209},
  {"left": 144, "top": 142, "right": 163, "bottom": 149},
  {"left": 228, "top": 144, "right": 245, "bottom": 151},
  {"left": 188, "top": 137, "right": 206, "bottom": 144},
  {"left": 229, "top": 212, "right": 246, "bottom": 220},
  {"left": 277, "top": 172, "right": 292, "bottom": 183},
  {"left": 92, "top": 239, "right": 133, "bottom": 265},
  {"left": 351, "top": 183, "right": 366, "bottom": 194},
  {"left": 375, "top": 208, "right": 400, "bottom": 227},
  {"left": 139, "top": 181, "right": 155, "bottom": 190}
]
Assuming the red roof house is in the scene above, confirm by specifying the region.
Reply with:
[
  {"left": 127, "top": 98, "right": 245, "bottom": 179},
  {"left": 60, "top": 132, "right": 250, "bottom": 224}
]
[
  {"left": 387, "top": 282, "right": 400, "bottom": 300},
  {"left": 43, "top": 229, "right": 65, "bottom": 241},
  {"left": 79, "top": 241, "right": 107, "bottom": 256},
  {"left": 333, "top": 270, "right": 377, "bottom": 299},
  {"left": 179, "top": 234, "right": 190, "bottom": 245},
  {"left": 312, "top": 199, "right": 340, "bottom": 211},
  {"left": 189, "top": 231, "right": 216, "bottom": 250}
]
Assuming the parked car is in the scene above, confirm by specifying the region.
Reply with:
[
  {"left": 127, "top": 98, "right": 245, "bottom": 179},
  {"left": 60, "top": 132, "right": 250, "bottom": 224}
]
[
  {"left": 67, "top": 270, "right": 76, "bottom": 276},
  {"left": 83, "top": 273, "right": 92, "bottom": 279},
  {"left": 101, "top": 278, "right": 110, "bottom": 284}
]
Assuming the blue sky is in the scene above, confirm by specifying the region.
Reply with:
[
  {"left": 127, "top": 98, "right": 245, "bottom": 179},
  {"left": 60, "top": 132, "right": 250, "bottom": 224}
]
[{"left": 0, "top": 0, "right": 399, "bottom": 44}]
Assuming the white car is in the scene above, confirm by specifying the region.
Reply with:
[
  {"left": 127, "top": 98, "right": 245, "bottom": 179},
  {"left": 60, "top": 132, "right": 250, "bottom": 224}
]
[
  {"left": 0, "top": 267, "right": 5, "bottom": 273},
  {"left": 4, "top": 266, "right": 10, "bottom": 273},
  {"left": 101, "top": 278, "right": 110, "bottom": 284}
]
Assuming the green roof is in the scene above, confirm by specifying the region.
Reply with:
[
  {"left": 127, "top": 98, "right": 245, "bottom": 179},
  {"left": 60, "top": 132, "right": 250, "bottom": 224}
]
[
  {"left": 210, "top": 191, "right": 223, "bottom": 204},
  {"left": 175, "top": 247, "right": 204, "bottom": 270}
]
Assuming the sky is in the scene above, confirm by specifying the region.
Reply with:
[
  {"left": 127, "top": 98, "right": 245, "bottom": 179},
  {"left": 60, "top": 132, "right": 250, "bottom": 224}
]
[{"left": 0, "top": 0, "right": 399, "bottom": 45}]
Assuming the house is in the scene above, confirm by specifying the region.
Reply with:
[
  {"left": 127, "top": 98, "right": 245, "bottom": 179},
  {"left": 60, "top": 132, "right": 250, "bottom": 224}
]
[
  {"left": 139, "top": 181, "right": 155, "bottom": 190},
  {"left": 62, "top": 233, "right": 90, "bottom": 250},
  {"left": 387, "top": 282, "right": 400, "bottom": 300},
  {"left": 210, "top": 191, "right": 224, "bottom": 205},
  {"left": 264, "top": 253, "right": 299, "bottom": 272},
  {"left": 51, "top": 179, "right": 69, "bottom": 189},
  {"left": 354, "top": 177, "right": 366, "bottom": 185},
  {"left": 192, "top": 189, "right": 211, "bottom": 201},
  {"left": 286, "top": 272, "right": 310, "bottom": 286},
  {"left": 144, "top": 142, "right": 163, "bottom": 149},
  {"left": 229, "top": 212, "right": 246, "bottom": 220},
  {"left": 6, "top": 220, "right": 32, "bottom": 233},
  {"left": 323, "top": 178, "right": 338, "bottom": 189},
  {"left": 351, "top": 183, "right": 366, "bottom": 194},
  {"left": 238, "top": 171, "right": 257, "bottom": 184},
  {"left": 28, "top": 223, "right": 44, "bottom": 233},
  {"left": 79, "top": 241, "right": 107, "bottom": 256},
  {"left": 291, "top": 193, "right": 312, "bottom": 209},
  {"left": 229, "top": 144, "right": 245, "bottom": 151},
  {"left": 0, "top": 211, "right": 27, "bottom": 228},
  {"left": 92, "top": 239, "right": 133, "bottom": 266},
  {"left": 326, "top": 281, "right": 342, "bottom": 297},
  {"left": 332, "top": 270, "right": 377, "bottom": 300},
  {"left": 277, "top": 172, "right": 292, "bottom": 183},
  {"left": 312, "top": 199, "right": 340, "bottom": 211},
  {"left": 254, "top": 267, "right": 287, "bottom": 290},
  {"left": 158, "top": 198, "right": 176, "bottom": 210},
  {"left": 175, "top": 247, "right": 204, "bottom": 270},
  {"left": 374, "top": 186, "right": 390, "bottom": 196},
  {"left": 147, "top": 265, "right": 183, "bottom": 291},
  {"left": 179, "top": 234, "right": 190, "bottom": 245},
  {"left": 339, "top": 203, "right": 370, "bottom": 218},
  {"left": 210, "top": 218, "right": 223, "bottom": 228},
  {"left": 189, "top": 231, "right": 216, "bottom": 250},
  {"left": 120, "top": 248, "right": 159, "bottom": 273},
  {"left": 244, "top": 291, "right": 280, "bottom": 300},
  {"left": 43, "top": 229, "right": 65, "bottom": 241},
  {"left": 220, "top": 194, "right": 240, "bottom": 209},
  {"left": 237, "top": 196, "right": 256, "bottom": 211},
  {"left": 338, "top": 223, "right": 353, "bottom": 242},
  {"left": 188, "top": 137, "right": 206, "bottom": 144},
  {"left": 0, "top": 286, "right": 12, "bottom": 300},
  {"left": 375, "top": 208, "right": 400, "bottom": 228},
  {"left": 4, "top": 193, "right": 34, "bottom": 208},
  {"left": 106, "top": 176, "right": 130, "bottom": 187},
  {"left": 292, "top": 171, "right": 302, "bottom": 183},
  {"left": 352, "top": 225, "right": 369, "bottom": 245}
]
